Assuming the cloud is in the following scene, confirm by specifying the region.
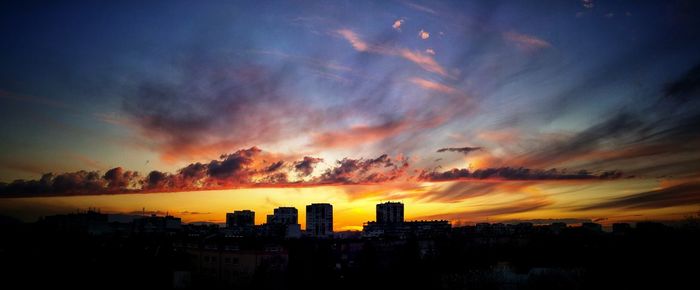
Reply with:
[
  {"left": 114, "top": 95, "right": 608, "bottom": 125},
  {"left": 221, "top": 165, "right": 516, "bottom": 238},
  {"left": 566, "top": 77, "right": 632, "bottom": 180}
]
[
  {"left": 514, "top": 114, "right": 644, "bottom": 168},
  {"left": 0, "top": 147, "right": 628, "bottom": 197},
  {"left": 418, "top": 29, "right": 430, "bottom": 40},
  {"left": 0, "top": 148, "right": 409, "bottom": 196},
  {"left": 398, "top": 49, "right": 448, "bottom": 76},
  {"left": 312, "top": 119, "right": 411, "bottom": 149},
  {"left": 509, "top": 110, "right": 700, "bottom": 179},
  {"left": 664, "top": 63, "right": 700, "bottom": 102},
  {"left": 0, "top": 89, "right": 72, "bottom": 110},
  {"left": 335, "top": 28, "right": 448, "bottom": 76},
  {"left": 123, "top": 62, "right": 321, "bottom": 163},
  {"left": 264, "top": 160, "right": 286, "bottom": 173},
  {"left": 103, "top": 167, "right": 140, "bottom": 190},
  {"left": 416, "top": 181, "right": 534, "bottom": 203},
  {"left": 436, "top": 146, "right": 481, "bottom": 155},
  {"left": 294, "top": 156, "right": 323, "bottom": 177},
  {"left": 206, "top": 147, "right": 261, "bottom": 182},
  {"left": 498, "top": 218, "right": 594, "bottom": 225},
  {"left": 145, "top": 170, "right": 171, "bottom": 190},
  {"left": 409, "top": 77, "right": 456, "bottom": 93},
  {"left": 418, "top": 167, "right": 624, "bottom": 182},
  {"left": 392, "top": 19, "right": 404, "bottom": 30},
  {"left": 577, "top": 182, "right": 700, "bottom": 211},
  {"left": 249, "top": 50, "right": 353, "bottom": 72},
  {"left": 402, "top": 1, "right": 437, "bottom": 15},
  {"left": 417, "top": 198, "right": 553, "bottom": 221},
  {"left": 317, "top": 154, "right": 409, "bottom": 184},
  {"left": 336, "top": 29, "right": 370, "bottom": 52},
  {"left": 503, "top": 31, "right": 551, "bottom": 50}
]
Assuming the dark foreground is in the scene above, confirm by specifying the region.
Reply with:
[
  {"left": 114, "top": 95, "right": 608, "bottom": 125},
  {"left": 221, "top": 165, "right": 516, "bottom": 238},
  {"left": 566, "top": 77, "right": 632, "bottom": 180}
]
[{"left": 1, "top": 217, "right": 699, "bottom": 290}]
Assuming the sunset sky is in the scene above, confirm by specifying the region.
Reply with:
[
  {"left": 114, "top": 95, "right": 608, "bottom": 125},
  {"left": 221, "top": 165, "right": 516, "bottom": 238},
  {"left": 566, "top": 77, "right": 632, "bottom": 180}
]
[{"left": 1, "top": 0, "right": 700, "bottom": 230}]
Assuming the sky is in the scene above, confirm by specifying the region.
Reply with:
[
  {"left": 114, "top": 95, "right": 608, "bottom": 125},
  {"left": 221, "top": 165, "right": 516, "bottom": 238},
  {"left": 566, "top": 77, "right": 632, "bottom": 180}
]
[{"left": 1, "top": 0, "right": 700, "bottom": 230}]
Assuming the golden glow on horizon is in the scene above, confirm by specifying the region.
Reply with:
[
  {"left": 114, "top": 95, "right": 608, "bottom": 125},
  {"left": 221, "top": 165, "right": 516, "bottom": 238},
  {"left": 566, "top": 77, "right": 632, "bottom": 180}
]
[{"left": 1, "top": 178, "right": 697, "bottom": 229}]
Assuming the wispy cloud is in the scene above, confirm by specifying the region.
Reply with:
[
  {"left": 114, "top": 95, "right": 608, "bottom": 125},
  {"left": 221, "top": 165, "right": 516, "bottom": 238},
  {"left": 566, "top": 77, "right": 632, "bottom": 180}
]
[
  {"left": 436, "top": 146, "right": 481, "bottom": 155},
  {"left": 312, "top": 120, "right": 411, "bottom": 149},
  {"left": 417, "top": 197, "right": 553, "bottom": 221},
  {"left": 503, "top": 31, "right": 551, "bottom": 50},
  {"left": 577, "top": 182, "right": 700, "bottom": 211},
  {"left": 418, "top": 167, "right": 624, "bottom": 182},
  {"left": 336, "top": 28, "right": 449, "bottom": 76},
  {"left": 336, "top": 29, "right": 370, "bottom": 52},
  {"left": 398, "top": 49, "right": 448, "bottom": 76},
  {"left": 409, "top": 77, "right": 455, "bottom": 93},
  {"left": 402, "top": 1, "right": 437, "bottom": 15}
]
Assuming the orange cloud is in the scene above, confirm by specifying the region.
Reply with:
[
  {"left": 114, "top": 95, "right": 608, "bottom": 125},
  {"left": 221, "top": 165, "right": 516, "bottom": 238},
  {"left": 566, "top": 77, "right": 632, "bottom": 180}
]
[
  {"left": 418, "top": 29, "right": 430, "bottom": 40},
  {"left": 417, "top": 196, "right": 553, "bottom": 222},
  {"left": 312, "top": 120, "right": 410, "bottom": 149},
  {"left": 503, "top": 31, "right": 551, "bottom": 50},
  {"left": 336, "top": 29, "right": 369, "bottom": 52},
  {"left": 335, "top": 28, "right": 449, "bottom": 76},
  {"left": 392, "top": 19, "right": 404, "bottom": 30},
  {"left": 409, "top": 77, "right": 456, "bottom": 94},
  {"left": 399, "top": 49, "right": 448, "bottom": 76},
  {"left": 477, "top": 128, "right": 521, "bottom": 143}
]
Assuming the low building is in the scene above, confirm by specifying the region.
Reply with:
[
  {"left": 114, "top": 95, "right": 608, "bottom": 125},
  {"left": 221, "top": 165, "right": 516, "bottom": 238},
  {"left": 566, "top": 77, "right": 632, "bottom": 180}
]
[{"left": 133, "top": 214, "right": 182, "bottom": 233}]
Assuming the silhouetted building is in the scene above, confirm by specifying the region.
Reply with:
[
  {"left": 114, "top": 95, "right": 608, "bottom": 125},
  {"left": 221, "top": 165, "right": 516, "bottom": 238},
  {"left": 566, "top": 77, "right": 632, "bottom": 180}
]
[
  {"left": 133, "top": 214, "right": 181, "bottom": 233},
  {"left": 226, "top": 210, "right": 255, "bottom": 236},
  {"left": 364, "top": 202, "right": 450, "bottom": 239},
  {"left": 177, "top": 237, "right": 288, "bottom": 288},
  {"left": 581, "top": 222, "right": 603, "bottom": 232},
  {"left": 267, "top": 207, "right": 298, "bottom": 225},
  {"left": 612, "top": 223, "right": 632, "bottom": 234},
  {"left": 550, "top": 222, "right": 567, "bottom": 234},
  {"left": 306, "top": 203, "right": 333, "bottom": 238},
  {"left": 264, "top": 207, "right": 301, "bottom": 238},
  {"left": 405, "top": 220, "right": 451, "bottom": 237},
  {"left": 40, "top": 209, "right": 110, "bottom": 235},
  {"left": 377, "top": 201, "right": 404, "bottom": 224},
  {"left": 226, "top": 210, "right": 255, "bottom": 228}
]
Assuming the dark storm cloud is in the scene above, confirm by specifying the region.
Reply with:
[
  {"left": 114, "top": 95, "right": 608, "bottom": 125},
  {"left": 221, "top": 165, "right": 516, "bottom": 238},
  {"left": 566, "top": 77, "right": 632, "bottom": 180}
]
[
  {"left": 1, "top": 148, "right": 413, "bottom": 196},
  {"left": 1, "top": 147, "right": 628, "bottom": 196},
  {"left": 264, "top": 161, "right": 286, "bottom": 173},
  {"left": 145, "top": 170, "right": 170, "bottom": 190},
  {"left": 317, "top": 154, "right": 409, "bottom": 184},
  {"left": 294, "top": 156, "right": 323, "bottom": 177},
  {"left": 206, "top": 147, "right": 261, "bottom": 181},
  {"left": 0, "top": 171, "right": 110, "bottom": 196},
  {"left": 577, "top": 182, "right": 700, "bottom": 211},
  {"left": 418, "top": 167, "right": 623, "bottom": 182},
  {"left": 436, "top": 146, "right": 482, "bottom": 155},
  {"left": 178, "top": 162, "right": 208, "bottom": 181},
  {"left": 103, "top": 167, "right": 139, "bottom": 190}
]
